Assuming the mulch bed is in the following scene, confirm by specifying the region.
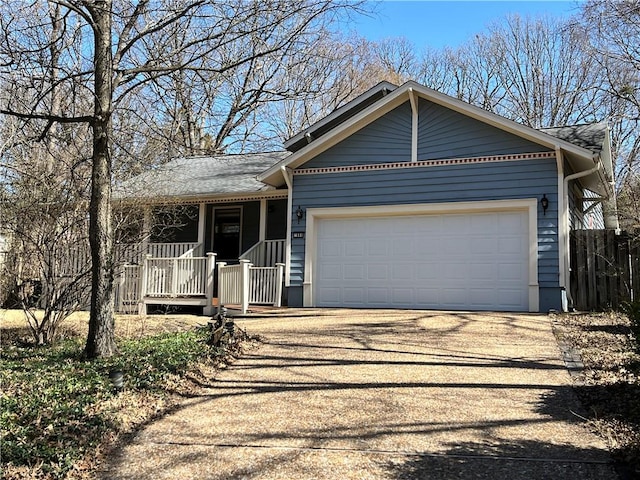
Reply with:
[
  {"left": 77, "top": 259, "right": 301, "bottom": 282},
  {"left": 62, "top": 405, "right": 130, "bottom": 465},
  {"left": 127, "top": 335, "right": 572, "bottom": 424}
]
[{"left": 552, "top": 311, "right": 640, "bottom": 478}]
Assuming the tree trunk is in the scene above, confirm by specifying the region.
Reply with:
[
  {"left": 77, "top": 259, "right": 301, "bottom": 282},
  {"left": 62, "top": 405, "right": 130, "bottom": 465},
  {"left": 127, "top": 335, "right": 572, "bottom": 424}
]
[{"left": 85, "top": 0, "right": 117, "bottom": 358}]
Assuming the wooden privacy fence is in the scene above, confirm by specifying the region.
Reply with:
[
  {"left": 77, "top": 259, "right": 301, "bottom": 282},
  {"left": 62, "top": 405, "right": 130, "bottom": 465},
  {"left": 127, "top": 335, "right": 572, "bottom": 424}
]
[{"left": 570, "top": 229, "right": 640, "bottom": 310}]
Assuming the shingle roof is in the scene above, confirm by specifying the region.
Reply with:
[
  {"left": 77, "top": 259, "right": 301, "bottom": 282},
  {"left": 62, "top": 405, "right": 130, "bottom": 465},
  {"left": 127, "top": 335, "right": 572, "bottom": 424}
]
[
  {"left": 115, "top": 152, "right": 290, "bottom": 200},
  {"left": 541, "top": 122, "right": 608, "bottom": 154}
]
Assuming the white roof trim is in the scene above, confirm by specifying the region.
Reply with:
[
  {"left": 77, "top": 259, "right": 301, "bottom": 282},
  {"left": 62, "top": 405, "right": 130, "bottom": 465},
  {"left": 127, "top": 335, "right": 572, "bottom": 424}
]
[
  {"left": 283, "top": 81, "right": 398, "bottom": 150},
  {"left": 259, "top": 81, "right": 601, "bottom": 187}
]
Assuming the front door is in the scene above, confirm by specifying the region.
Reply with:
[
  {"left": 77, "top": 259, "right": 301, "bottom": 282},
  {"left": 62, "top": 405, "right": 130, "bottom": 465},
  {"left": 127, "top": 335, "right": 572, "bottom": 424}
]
[{"left": 213, "top": 208, "right": 242, "bottom": 262}]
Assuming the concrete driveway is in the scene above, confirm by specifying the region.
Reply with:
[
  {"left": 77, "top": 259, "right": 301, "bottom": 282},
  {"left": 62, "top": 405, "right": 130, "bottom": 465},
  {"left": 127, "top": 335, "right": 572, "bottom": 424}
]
[{"left": 101, "top": 310, "right": 617, "bottom": 479}]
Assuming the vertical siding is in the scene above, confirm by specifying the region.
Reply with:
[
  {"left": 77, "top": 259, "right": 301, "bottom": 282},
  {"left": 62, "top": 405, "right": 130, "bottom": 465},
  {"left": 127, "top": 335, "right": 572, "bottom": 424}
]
[
  {"left": 291, "top": 158, "right": 559, "bottom": 293},
  {"left": 417, "top": 99, "right": 550, "bottom": 159}
]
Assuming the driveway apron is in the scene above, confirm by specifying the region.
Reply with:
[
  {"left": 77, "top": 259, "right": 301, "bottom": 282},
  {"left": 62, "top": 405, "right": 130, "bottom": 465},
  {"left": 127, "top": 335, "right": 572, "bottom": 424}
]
[{"left": 100, "top": 311, "right": 618, "bottom": 479}]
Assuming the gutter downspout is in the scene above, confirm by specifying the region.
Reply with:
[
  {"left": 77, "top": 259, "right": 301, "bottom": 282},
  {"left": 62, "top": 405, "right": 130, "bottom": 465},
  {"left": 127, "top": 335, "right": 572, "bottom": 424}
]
[
  {"left": 281, "top": 166, "right": 293, "bottom": 287},
  {"left": 562, "top": 157, "right": 603, "bottom": 309}
]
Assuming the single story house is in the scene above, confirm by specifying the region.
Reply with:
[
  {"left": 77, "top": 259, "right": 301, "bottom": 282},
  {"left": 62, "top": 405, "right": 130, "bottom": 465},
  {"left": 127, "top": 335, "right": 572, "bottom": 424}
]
[{"left": 117, "top": 80, "right": 617, "bottom": 314}]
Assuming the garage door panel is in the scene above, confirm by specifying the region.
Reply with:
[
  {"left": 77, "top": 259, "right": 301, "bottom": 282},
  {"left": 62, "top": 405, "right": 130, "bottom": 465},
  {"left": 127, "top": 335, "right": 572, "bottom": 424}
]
[
  {"left": 392, "top": 288, "right": 414, "bottom": 304},
  {"left": 367, "top": 238, "right": 388, "bottom": 256},
  {"left": 315, "top": 210, "right": 529, "bottom": 311},
  {"left": 320, "top": 240, "right": 342, "bottom": 257},
  {"left": 443, "top": 263, "right": 467, "bottom": 280},
  {"left": 367, "top": 264, "right": 389, "bottom": 280},
  {"left": 471, "top": 238, "right": 497, "bottom": 254},
  {"left": 470, "top": 263, "right": 496, "bottom": 280},
  {"left": 392, "top": 240, "right": 415, "bottom": 258},
  {"left": 499, "top": 236, "right": 524, "bottom": 254},
  {"left": 469, "top": 289, "right": 497, "bottom": 307},
  {"left": 319, "top": 263, "right": 342, "bottom": 280},
  {"left": 343, "top": 287, "right": 365, "bottom": 304},
  {"left": 367, "top": 287, "right": 389, "bottom": 304},
  {"left": 416, "top": 264, "right": 439, "bottom": 281},
  {"left": 440, "top": 288, "right": 468, "bottom": 306},
  {"left": 344, "top": 264, "right": 365, "bottom": 280},
  {"left": 345, "top": 240, "right": 365, "bottom": 256},
  {"left": 392, "top": 263, "right": 413, "bottom": 280},
  {"left": 498, "top": 263, "right": 524, "bottom": 281}
]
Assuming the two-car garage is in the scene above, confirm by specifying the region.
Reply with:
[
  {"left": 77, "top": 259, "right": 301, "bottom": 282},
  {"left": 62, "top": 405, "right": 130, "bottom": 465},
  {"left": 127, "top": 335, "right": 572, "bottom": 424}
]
[{"left": 306, "top": 202, "right": 536, "bottom": 312}]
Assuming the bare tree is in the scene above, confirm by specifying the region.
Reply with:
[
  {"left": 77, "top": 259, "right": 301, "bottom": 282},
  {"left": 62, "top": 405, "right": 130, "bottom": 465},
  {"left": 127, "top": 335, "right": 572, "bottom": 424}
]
[
  {"left": 1, "top": 0, "right": 362, "bottom": 358},
  {"left": 580, "top": 1, "right": 640, "bottom": 185},
  {"left": 0, "top": 127, "right": 92, "bottom": 344}
]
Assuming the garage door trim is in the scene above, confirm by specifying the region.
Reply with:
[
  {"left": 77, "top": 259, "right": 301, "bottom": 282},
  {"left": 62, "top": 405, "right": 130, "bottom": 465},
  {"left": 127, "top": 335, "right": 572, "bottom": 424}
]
[{"left": 303, "top": 199, "right": 539, "bottom": 311}]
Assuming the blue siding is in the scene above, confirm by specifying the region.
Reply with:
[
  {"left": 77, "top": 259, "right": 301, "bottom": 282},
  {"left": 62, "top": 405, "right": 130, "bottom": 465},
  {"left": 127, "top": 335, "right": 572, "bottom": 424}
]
[
  {"left": 304, "top": 99, "right": 552, "bottom": 170},
  {"left": 290, "top": 158, "right": 560, "bottom": 310},
  {"left": 305, "top": 103, "right": 412, "bottom": 168},
  {"left": 418, "top": 99, "right": 550, "bottom": 159}
]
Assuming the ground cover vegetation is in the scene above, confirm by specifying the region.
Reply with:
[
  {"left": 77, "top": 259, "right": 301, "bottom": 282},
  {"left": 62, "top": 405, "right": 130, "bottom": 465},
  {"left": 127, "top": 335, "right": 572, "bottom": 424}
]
[
  {"left": 554, "top": 308, "right": 640, "bottom": 478},
  {"left": 0, "top": 312, "right": 253, "bottom": 479}
]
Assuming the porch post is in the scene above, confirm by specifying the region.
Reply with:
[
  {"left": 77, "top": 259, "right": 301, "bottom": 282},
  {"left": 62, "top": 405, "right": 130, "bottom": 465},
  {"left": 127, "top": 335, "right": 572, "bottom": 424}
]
[
  {"left": 137, "top": 254, "right": 151, "bottom": 316},
  {"left": 240, "top": 259, "right": 250, "bottom": 315},
  {"left": 217, "top": 261, "right": 227, "bottom": 306},
  {"left": 203, "top": 252, "right": 216, "bottom": 316},
  {"left": 116, "top": 264, "right": 126, "bottom": 313},
  {"left": 197, "top": 203, "right": 206, "bottom": 256},
  {"left": 142, "top": 206, "right": 151, "bottom": 258},
  {"left": 274, "top": 263, "right": 285, "bottom": 308},
  {"left": 259, "top": 199, "right": 267, "bottom": 242}
]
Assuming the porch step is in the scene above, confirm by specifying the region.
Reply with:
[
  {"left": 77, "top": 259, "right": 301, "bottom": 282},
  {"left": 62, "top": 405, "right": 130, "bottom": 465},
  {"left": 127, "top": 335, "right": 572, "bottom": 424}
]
[
  {"left": 223, "top": 305, "right": 334, "bottom": 319},
  {"left": 223, "top": 305, "right": 291, "bottom": 318}
]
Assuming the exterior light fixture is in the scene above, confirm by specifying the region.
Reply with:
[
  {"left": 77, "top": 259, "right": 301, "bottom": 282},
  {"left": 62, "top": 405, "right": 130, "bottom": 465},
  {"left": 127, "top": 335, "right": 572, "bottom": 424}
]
[
  {"left": 541, "top": 194, "right": 549, "bottom": 215},
  {"left": 296, "top": 206, "right": 304, "bottom": 223}
]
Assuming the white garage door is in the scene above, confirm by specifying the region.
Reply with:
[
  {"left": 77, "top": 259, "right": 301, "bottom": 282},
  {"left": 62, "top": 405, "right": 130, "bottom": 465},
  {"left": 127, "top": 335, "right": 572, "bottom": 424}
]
[{"left": 314, "top": 210, "right": 529, "bottom": 311}]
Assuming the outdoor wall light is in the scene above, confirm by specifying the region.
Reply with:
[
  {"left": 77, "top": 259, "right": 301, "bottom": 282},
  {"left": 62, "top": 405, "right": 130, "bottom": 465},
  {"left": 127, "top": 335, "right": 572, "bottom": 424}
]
[
  {"left": 296, "top": 206, "right": 305, "bottom": 223},
  {"left": 541, "top": 194, "right": 549, "bottom": 215}
]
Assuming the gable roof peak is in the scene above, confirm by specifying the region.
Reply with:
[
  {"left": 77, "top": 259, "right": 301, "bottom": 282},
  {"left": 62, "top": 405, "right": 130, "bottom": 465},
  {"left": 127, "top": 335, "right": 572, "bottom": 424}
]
[{"left": 284, "top": 81, "right": 398, "bottom": 153}]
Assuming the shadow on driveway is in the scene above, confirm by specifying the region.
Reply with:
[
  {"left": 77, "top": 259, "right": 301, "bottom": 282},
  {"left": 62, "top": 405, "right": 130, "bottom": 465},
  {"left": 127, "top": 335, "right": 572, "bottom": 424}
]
[{"left": 101, "top": 311, "right": 619, "bottom": 480}]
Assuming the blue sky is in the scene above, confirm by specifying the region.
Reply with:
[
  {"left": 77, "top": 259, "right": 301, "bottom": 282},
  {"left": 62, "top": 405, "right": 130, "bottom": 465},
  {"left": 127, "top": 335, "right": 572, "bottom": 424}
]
[{"left": 351, "top": 1, "right": 582, "bottom": 49}]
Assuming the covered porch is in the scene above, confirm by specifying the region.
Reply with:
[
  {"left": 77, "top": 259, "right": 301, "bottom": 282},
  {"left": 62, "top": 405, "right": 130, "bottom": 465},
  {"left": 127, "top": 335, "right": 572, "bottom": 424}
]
[{"left": 114, "top": 192, "right": 289, "bottom": 315}]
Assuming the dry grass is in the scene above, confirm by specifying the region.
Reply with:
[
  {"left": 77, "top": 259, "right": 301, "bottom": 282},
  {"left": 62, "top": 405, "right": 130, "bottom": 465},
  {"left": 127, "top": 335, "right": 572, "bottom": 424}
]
[{"left": 0, "top": 309, "right": 207, "bottom": 345}]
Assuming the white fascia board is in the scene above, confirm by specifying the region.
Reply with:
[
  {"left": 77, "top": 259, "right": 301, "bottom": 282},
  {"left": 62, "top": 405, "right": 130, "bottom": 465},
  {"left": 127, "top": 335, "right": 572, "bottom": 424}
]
[
  {"left": 259, "top": 87, "right": 412, "bottom": 186},
  {"left": 283, "top": 81, "right": 398, "bottom": 149}
]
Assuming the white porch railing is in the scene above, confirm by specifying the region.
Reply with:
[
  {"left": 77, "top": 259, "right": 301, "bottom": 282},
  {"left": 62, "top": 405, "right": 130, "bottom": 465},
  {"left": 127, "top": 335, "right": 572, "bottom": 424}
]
[
  {"left": 141, "top": 253, "right": 215, "bottom": 298},
  {"left": 239, "top": 239, "right": 285, "bottom": 267},
  {"left": 218, "top": 259, "right": 284, "bottom": 314},
  {"left": 114, "top": 264, "right": 141, "bottom": 314},
  {"left": 113, "top": 252, "right": 215, "bottom": 315},
  {"left": 116, "top": 242, "right": 202, "bottom": 264}
]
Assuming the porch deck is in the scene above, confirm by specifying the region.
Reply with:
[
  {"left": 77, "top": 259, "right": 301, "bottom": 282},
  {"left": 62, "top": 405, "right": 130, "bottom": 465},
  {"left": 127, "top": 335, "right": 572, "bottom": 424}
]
[{"left": 114, "top": 240, "right": 286, "bottom": 315}]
